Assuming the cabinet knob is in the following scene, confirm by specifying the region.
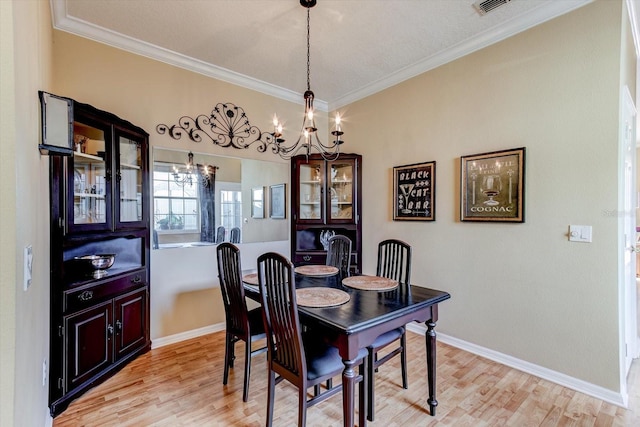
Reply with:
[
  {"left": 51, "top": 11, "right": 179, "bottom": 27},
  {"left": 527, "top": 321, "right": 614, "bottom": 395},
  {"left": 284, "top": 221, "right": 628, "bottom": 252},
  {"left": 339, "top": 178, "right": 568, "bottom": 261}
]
[
  {"left": 78, "top": 290, "right": 93, "bottom": 301},
  {"left": 107, "top": 324, "right": 114, "bottom": 336},
  {"left": 115, "top": 320, "right": 122, "bottom": 332},
  {"left": 303, "top": 256, "right": 311, "bottom": 261},
  {"left": 131, "top": 275, "right": 142, "bottom": 284}
]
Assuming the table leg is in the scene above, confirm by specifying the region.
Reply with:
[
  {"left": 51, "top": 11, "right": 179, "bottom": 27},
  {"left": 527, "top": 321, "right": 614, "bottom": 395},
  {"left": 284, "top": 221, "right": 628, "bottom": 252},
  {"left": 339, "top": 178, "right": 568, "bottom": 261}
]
[
  {"left": 425, "top": 318, "right": 438, "bottom": 415},
  {"left": 341, "top": 358, "right": 357, "bottom": 427}
]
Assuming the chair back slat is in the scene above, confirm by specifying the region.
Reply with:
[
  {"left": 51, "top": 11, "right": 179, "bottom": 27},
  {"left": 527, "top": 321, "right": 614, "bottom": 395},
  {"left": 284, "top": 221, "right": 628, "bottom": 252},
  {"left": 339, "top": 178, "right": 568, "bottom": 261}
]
[
  {"left": 216, "top": 243, "right": 249, "bottom": 339},
  {"left": 257, "top": 252, "right": 306, "bottom": 383},
  {"left": 326, "top": 235, "right": 352, "bottom": 277},
  {"left": 376, "top": 239, "right": 412, "bottom": 284}
]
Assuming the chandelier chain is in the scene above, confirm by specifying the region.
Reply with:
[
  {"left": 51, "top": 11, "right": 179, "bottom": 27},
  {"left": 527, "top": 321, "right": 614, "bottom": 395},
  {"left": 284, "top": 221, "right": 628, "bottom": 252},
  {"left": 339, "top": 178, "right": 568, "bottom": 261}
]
[{"left": 306, "top": 7, "right": 311, "bottom": 92}]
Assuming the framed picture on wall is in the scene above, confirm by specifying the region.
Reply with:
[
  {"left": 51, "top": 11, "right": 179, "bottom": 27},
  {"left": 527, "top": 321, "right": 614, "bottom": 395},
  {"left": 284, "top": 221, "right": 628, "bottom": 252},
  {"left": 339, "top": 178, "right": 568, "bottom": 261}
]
[
  {"left": 38, "top": 91, "right": 74, "bottom": 155},
  {"left": 269, "top": 183, "right": 286, "bottom": 219},
  {"left": 393, "top": 161, "right": 436, "bottom": 221},
  {"left": 460, "top": 147, "right": 525, "bottom": 222},
  {"left": 251, "top": 187, "right": 264, "bottom": 218}
]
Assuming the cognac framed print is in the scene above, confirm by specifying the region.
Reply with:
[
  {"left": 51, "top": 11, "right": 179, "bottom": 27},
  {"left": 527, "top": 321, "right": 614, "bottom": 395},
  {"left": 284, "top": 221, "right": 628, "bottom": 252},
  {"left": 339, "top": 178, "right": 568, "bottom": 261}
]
[
  {"left": 460, "top": 147, "right": 525, "bottom": 222},
  {"left": 393, "top": 161, "right": 436, "bottom": 221}
]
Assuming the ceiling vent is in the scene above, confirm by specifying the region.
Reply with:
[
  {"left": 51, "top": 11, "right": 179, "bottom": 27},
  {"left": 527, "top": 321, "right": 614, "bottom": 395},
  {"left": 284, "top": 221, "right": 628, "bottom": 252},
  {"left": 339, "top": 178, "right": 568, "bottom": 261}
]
[{"left": 473, "top": 0, "right": 512, "bottom": 16}]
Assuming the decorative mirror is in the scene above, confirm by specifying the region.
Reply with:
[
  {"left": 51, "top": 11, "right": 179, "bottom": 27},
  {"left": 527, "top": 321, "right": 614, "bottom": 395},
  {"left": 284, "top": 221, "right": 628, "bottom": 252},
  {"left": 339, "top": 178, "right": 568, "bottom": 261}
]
[{"left": 152, "top": 148, "right": 288, "bottom": 248}]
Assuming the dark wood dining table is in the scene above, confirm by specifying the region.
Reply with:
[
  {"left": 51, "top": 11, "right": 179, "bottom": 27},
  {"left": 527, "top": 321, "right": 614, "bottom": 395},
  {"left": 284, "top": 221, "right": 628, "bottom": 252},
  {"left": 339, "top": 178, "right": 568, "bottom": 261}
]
[{"left": 244, "top": 272, "right": 451, "bottom": 427}]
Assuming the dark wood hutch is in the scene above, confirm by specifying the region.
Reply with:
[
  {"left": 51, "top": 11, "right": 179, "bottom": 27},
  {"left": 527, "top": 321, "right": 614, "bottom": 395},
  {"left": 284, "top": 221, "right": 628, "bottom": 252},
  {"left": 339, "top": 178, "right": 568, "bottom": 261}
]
[
  {"left": 290, "top": 153, "right": 362, "bottom": 274},
  {"left": 48, "top": 98, "right": 151, "bottom": 416}
]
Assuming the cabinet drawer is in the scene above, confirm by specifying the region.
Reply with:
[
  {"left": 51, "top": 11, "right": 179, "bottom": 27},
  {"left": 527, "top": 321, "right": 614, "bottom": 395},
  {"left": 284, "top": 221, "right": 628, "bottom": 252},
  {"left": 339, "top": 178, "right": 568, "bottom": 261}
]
[
  {"left": 64, "top": 270, "right": 147, "bottom": 313},
  {"left": 293, "top": 253, "right": 326, "bottom": 265},
  {"left": 294, "top": 252, "right": 357, "bottom": 266}
]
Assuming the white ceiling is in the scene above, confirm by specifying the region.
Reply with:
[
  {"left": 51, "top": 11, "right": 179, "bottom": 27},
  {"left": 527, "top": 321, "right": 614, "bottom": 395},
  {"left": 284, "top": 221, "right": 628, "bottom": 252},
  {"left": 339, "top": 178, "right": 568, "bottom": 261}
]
[{"left": 52, "top": 0, "right": 596, "bottom": 111}]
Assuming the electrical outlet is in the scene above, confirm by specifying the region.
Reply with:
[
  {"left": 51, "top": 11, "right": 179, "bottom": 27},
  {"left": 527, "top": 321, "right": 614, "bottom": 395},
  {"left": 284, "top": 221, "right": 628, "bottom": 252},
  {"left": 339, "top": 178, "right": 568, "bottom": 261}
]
[
  {"left": 24, "top": 245, "right": 33, "bottom": 291},
  {"left": 42, "top": 359, "right": 47, "bottom": 386}
]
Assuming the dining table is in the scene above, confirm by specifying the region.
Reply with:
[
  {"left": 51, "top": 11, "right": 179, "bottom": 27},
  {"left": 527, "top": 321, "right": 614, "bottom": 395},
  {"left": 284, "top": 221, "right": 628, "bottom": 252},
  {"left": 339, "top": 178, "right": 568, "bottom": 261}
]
[{"left": 243, "top": 270, "right": 451, "bottom": 427}]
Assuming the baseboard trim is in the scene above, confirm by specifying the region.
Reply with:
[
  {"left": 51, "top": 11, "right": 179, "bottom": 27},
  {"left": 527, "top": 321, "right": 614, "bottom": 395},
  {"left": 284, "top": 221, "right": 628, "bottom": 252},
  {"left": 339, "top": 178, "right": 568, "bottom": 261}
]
[
  {"left": 405, "top": 323, "right": 628, "bottom": 408},
  {"left": 151, "top": 323, "right": 226, "bottom": 349}
]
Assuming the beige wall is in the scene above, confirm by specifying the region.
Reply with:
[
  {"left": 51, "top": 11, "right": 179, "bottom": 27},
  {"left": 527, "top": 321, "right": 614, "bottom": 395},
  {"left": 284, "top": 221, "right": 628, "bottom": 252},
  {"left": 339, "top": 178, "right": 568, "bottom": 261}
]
[
  {"left": 345, "top": 0, "right": 629, "bottom": 392},
  {"left": 2, "top": 0, "right": 636, "bottom": 423},
  {"left": 0, "top": 2, "right": 17, "bottom": 425},
  {"left": 1, "top": 0, "right": 54, "bottom": 426}
]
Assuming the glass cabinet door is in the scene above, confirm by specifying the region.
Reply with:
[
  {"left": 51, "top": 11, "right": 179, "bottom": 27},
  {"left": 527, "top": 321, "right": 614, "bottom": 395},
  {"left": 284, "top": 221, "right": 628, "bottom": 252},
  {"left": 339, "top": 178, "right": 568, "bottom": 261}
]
[
  {"left": 297, "top": 159, "right": 325, "bottom": 222},
  {"left": 327, "top": 158, "right": 355, "bottom": 222},
  {"left": 117, "top": 133, "right": 143, "bottom": 224},
  {"left": 69, "top": 119, "right": 112, "bottom": 232}
]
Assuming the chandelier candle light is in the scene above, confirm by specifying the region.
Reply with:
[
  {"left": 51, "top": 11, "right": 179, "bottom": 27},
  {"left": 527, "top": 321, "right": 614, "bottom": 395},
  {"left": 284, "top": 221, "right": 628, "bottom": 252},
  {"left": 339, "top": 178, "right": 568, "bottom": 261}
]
[
  {"left": 271, "top": 0, "right": 344, "bottom": 160},
  {"left": 172, "top": 151, "right": 217, "bottom": 188}
]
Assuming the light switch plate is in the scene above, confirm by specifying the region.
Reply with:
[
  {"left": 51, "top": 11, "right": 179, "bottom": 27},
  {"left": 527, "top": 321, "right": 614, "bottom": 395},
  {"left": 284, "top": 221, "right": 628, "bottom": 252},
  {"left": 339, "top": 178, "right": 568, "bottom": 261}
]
[
  {"left": 569, "top": 225, "right": 592, "bottom": 243},
  {"left": 24, "top": 245, "right": 33, "bottom": 290}
]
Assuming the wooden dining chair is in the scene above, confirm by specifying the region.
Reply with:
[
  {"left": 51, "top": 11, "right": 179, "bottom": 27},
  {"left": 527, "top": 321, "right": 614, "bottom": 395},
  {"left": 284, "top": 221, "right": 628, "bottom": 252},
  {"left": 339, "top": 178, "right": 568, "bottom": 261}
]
[
  {"left": 216, "top": 242, "right": 267, "bottom": 402},
  {"left": 325, "top": 234, "right": 352, "bottom": 278},
  {"left": 216, "top": 225, "right": 226, "bottom": 243},
  {"left": 257, "top": 252, "right": 368, "bottom": 427},
  {"left": 229, "top": 227, "right": 241, "bottom": 243},
  {"left": 367, "top": 238, "right": 412, "bottom": 421}
]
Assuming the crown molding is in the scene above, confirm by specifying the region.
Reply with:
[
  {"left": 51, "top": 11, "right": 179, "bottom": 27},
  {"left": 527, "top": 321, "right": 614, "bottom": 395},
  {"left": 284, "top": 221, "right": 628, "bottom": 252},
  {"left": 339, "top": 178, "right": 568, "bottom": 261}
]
[
  {"left": 330, "top": 0, "right": 594, "bottom": 110},
  {"left": 51, "top": 0, "right": 591, "bottom": 112},
  {"left": 50, "top": 1, "right": 329, "bottom": 111}
]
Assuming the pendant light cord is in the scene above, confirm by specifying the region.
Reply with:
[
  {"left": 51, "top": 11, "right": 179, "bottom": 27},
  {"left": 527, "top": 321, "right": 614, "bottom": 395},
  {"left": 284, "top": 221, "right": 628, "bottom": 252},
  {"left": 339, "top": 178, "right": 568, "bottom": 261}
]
[{"left": 306, "top": 7, "right": 311, "bottom": 92}]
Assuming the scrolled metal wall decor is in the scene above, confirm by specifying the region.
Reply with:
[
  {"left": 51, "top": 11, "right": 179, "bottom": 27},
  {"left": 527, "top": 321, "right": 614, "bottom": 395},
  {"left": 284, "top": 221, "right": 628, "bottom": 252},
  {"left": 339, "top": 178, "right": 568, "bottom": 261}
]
[{"left": 156, "top": 103, "right": 280, "bottom": 154}]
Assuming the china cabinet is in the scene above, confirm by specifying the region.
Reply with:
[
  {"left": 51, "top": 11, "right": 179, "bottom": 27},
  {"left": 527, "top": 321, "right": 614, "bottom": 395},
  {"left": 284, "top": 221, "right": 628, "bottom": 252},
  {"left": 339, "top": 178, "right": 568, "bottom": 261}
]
[
  {"left": 47, "top": 98, "right": 150, "bottom": 417},
  {"left": 291, "top": 153, "right": 362, "bottom": 274}
]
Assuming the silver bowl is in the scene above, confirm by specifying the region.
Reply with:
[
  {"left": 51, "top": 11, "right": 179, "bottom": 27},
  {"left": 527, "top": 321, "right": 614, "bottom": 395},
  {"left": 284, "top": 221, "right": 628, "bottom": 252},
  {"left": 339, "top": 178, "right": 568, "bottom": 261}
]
[{"left": 72, "top": 254, "right": 116, "bottom": 277}]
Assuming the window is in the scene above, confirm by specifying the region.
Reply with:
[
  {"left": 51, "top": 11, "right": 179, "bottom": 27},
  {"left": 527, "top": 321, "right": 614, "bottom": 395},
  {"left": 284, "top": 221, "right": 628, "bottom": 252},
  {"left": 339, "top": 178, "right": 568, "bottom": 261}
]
[
  {"left": 220, "top": 190, "right": 242, "bottom": 237},
  {"left": 153, "top": 164, "right": 199, "bottom": 231}
]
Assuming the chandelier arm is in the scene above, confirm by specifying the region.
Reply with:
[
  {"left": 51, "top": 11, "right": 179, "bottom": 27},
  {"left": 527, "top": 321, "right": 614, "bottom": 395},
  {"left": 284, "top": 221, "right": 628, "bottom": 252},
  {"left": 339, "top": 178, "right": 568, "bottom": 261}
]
[{"left": 312, "top": 132, "right": 340, "bottom": 150}]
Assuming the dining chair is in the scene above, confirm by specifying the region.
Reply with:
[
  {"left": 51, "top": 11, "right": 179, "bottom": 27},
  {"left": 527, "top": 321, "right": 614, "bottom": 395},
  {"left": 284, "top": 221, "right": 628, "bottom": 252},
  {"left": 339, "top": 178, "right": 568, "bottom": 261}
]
[
  {"left": 216, "top": 242, "right": 267, "bottom": 402},
  {"left": 257, "top": 251, "right": 368, "bottom": 427},
  {"left": 230, "top": 227, "right": 241, "bottom": 243},
  {"left": 325, "top": 234, "right": 352, "bottom": 278},
  {"left": 216, "top": 225, "right": 226, "bottom": 243},
  {"left": 367, "top": 238, "right": 412, "bottom": 421}
]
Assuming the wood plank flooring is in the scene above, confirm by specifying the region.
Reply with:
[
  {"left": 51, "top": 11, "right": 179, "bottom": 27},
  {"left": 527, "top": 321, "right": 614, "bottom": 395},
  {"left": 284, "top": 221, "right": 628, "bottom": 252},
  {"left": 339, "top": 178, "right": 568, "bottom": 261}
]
[{"left": 53, "top": 331, "right": 640, "bottom": 426}]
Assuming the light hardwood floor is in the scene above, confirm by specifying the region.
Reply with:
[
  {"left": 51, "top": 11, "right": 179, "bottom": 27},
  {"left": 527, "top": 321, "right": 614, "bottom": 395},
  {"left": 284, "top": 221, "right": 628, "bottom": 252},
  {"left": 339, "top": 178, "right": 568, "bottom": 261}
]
[{"left": 53, "top": 331, "right": 640, "bottom": 426}]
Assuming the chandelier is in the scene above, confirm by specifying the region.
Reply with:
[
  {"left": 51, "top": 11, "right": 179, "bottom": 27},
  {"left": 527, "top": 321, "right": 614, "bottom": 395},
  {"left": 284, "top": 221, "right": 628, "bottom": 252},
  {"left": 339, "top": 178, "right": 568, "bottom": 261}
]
[
  {"left": 271, "top": 0, "right": 344, "bottom": 160},
  {"left": 155, "top": 1, "right": 346, "bottom": 160},
  {"left": 172, "top": 151, "right": 217, "bottom": 187}
]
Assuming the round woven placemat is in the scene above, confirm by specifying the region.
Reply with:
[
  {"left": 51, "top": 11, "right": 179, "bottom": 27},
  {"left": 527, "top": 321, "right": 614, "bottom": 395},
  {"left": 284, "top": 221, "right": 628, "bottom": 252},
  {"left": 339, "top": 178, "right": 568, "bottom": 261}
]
[
  {"left": 296, "top": 287, "right": 350, "bottom": 308},
  {"left": 342, "top": 275, "right": 399, "bottom": 291},
  {"left": 294, "top": 265, "right": 339, "bottom": 277},
  {"left": 242, "top": 273, "right": 259, "bottom": 285}
]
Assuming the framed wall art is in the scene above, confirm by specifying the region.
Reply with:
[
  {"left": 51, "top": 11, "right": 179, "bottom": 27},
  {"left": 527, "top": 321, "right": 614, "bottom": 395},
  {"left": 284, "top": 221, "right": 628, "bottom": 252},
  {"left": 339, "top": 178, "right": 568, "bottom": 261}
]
[
  {"left": 269, "top": 183, "right": 286, "bottom": 219},
  {"left": 251, "top": 187, "right": 264, "bottom": 218},
  {"left": 38, "top": 91, "right": 74, "bottom": 155},
  {"left": 393, "top": 161, "right": 436, "bottom": 221},
  {"left": 460, "top": 147, "right": 525, "bottom": 222}
]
